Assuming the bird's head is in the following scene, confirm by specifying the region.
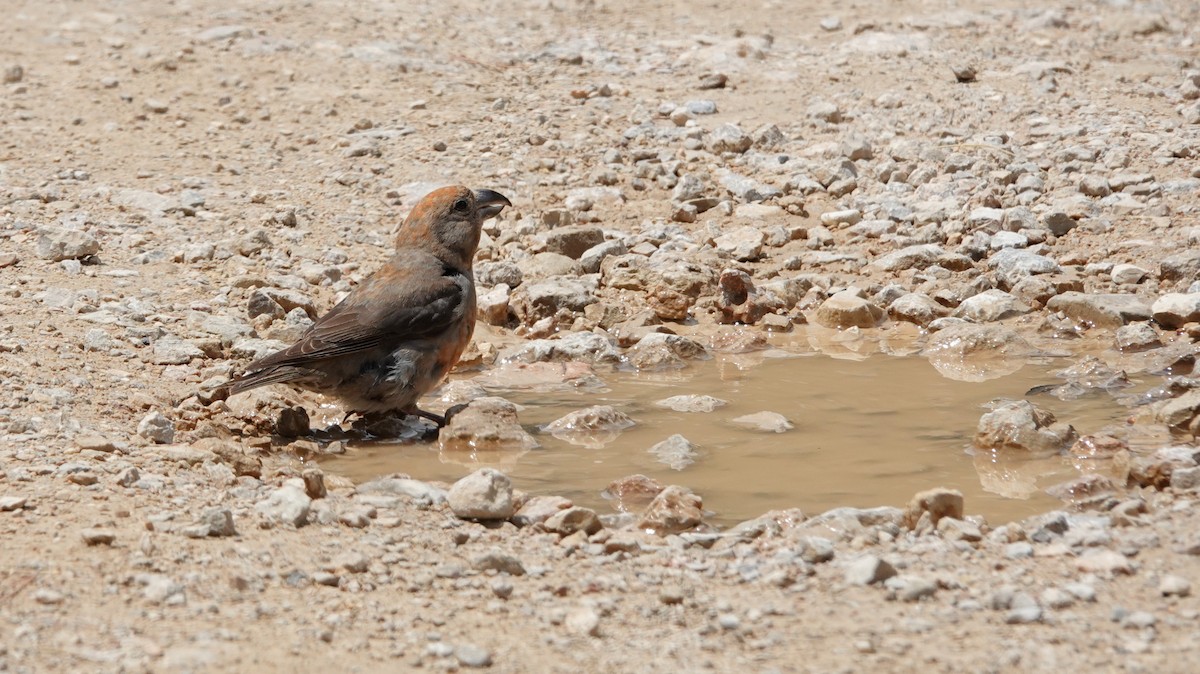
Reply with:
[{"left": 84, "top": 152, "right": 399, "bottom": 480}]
[{"left": 397, "top": 186, "right": 511, "bottom": 269}]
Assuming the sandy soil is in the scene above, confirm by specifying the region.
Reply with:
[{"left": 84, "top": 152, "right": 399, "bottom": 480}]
[{"left": 3, "top": 0, "right": 1200, "bottom": 672}]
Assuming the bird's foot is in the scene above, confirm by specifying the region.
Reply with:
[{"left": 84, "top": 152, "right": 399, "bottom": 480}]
[
  {"left": 407, "top": 407, "right": 446, "bottom": 427},
  {"left": 403, "top": 404, "right": 469, "bottom": 442},
  {"left": 406, "top": 403, "right": 469, "bottom": 429},
  {"left": 351, "top": 411, "right": 419, "bottom": 440},
  {"left": 346, "top": 406, "right": 465, "bottom": 441}
]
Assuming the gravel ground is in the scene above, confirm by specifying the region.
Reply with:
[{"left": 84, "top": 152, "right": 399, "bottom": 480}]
[{"left": 3, "top": 0, "right": 1200, "bottom": 671}]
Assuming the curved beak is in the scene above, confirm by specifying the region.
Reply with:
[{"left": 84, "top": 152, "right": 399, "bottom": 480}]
[{"left": 474, "top": 188, "right": 512, "bottom": 220}]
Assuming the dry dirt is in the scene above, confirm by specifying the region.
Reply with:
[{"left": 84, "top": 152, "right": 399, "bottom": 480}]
[{"left": 4, "top": 0, "right": 1200, "bottom": 672}]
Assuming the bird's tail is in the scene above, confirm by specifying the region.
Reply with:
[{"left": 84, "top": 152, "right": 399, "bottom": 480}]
[
  {"left": 229, "top": 366, "right": 310, "bottom": 396},
  {"left": 202, "top": 366, "right": 308, "bottom": 401}
]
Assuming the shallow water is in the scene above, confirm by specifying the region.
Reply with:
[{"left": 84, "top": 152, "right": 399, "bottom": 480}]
[{"left": 321, "top": 348, "right": 1139, "bottom": 527}]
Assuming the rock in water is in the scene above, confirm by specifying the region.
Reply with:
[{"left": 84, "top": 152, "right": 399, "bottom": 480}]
[
  {"left": 636, "top": 485, "right": 704, "bottom": 534},
  {"left": 902, "top": 488, "right": 964, "bottom": 530},
  {"left": 543, "top": 405, "right": 635, "bottom": 448},
  {"left": 974, "top": 400, "right": 1077, "bottom": 454},
  {"left": 439, "top": 397, "right": 539, "bottom": 452}
]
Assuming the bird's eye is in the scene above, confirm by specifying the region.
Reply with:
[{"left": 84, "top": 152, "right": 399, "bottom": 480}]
[{"left": 452, "top": 198, "right": 470, "bottom": 213}]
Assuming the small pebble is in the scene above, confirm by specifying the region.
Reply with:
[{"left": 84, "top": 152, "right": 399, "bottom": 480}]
[
  {"left": 456, "top": 644, "right": 493, "bottom": 668},
  {"left": 80, "top": 528, "right": 116, "bottom": 546},
  {"left": 33, "top": 589, "right": 64, "bottom": 605},
  {"left": 491, "top": 578, "right": 513, "bottom": 599},
  {"left": 565, "top": 606, "right": 601, "bottom": 637},
  {"left": 1123, "top": 611, "right": 1157, "bottom": 629},
  {"left": 312, "top": 571, "right": 340, "bottom": 587},
  {"left": 0, "top": 496, "right": 29, "bottom": 511},
  {"left": 1159, "top": 575, "right": 1191, "bottom": 597},
  {"left": 659, "top": 588, "right": 685, "bottom": 605}
]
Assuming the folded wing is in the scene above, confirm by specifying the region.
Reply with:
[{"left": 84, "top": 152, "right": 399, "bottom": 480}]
[{"left": 228, "top": 255, "right": 467, "bottom": 393}]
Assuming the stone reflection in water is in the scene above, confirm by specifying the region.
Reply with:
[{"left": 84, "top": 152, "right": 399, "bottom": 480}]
[
  {"left": 470, "top": 360, "right": 608, "bottom": 393},
  {"left": 923, "top": 324, "right": 1034, "bottom": 382},
  {"left": 970, "top": 447, "right": 1051, "bottom": 499},
  {"left": 602, "top": 474, "right": 665, "bottom": 513},
  {"left": 805, "top": 324, "right": 877, "bottom": 361},
  {"left": 1066, "top": 434, "right": 1133, "bottom": 480},
  {"left": 1044, "top": 474, "right": 1121, "bottom": 508}
]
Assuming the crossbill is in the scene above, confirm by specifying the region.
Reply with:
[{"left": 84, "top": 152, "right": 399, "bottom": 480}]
[{"left": 222, "top": 186, "right": 511, "bottom": 427}]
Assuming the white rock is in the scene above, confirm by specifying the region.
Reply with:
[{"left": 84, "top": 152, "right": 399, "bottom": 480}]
[
  {"left": 197, "top": 507, "right": 236, "bottom": 537},
  {"left": 137, "top": 411, "right": 175, "bottom": 444},
  {"left": 448, "top": 468, "right": 514, "bottom": 520},
  {"left": 869, "top": 244, "right": 944, "bottom": 272},
  {"left": 0, "top": 496, "right": 28, "bottom": 511},
  {"left": 543, "top": 405, "right": 635, "bottom": 442},
  {"left": 954, "top": 289, "right": 1030, "bottom": 322},
  {"left": 655, "top": 395, "right": 728, "bottom": 413},
  {"left": 135, "top": 573, "right": 185, "bottom": 605},
  {"left": 648, "top": 434, "right": 698, "bottom": 470},
  {"left": 1151, "top": 293, "right": 1200, "bottom": 329},
  {"left": 713, "top": 226, "right": 764, "bottom": 261},
  {"left": 708, "top": 124, "right": 751, "bottom": 154},
  {"left": 151, "top": 336, "right": 205, "bottom": 365},
  {"left": 439, "top": 397, "right": 539, "bottom": 453},
  {"left": 819, "top": 209, "right": 861, "bottom": 226},
  {"left": 36, "top": 228, "right": 100, "bottom": 261},
  {"left": 923, "top": 324, "right": 1032, "bottom": 382},
  {"left": 1111, "top": 263, "right": 1148, "bottom": 285},
  {"left": 844, "top": 555, "right": 896, "bottom": 585},
  {"left": 1075, "top": 549, "right": 1133, "bottom": 575},
  {"left": 1159, "top": 574, "right": 1191, "bottom": 597},
  {"left": 565, "top": 606, "right": 601, "bottom": 637},
  {"left": 989, "top": 231, "right": 1027, "bottom": 250},
  {"left": 815, "top": 290, "right": 884, "bottom": 329},
  {"left": 974, "top": 400, "right": 1076, "bottom": 454},
  {"left": 731, "top": 411, "right": 794, "bottom": 433},
  {"left": 255, "top": 485, "right": 312, "bottom": 527},
  {"left": 455, "top": 645, "right": 493, "bottom": 669},
  {"left": 356, "top": 477, "right": 447, "bottom": 504},
  {"left": 477, "top": 284, "right": 511, "bottom": 326},
  {"left": 888, "top": 292, "right": 950, "bottom": 326},
  {"left": 542, "top": 507, "right": 602, "bottom": 536}
]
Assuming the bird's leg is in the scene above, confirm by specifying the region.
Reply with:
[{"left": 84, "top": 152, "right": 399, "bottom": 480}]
[
  {"left": 406, "top": 406, "right": 447, "bottom": 427},
  {"left": 405, "top": 403, "right": 469, "bottom": 428}
]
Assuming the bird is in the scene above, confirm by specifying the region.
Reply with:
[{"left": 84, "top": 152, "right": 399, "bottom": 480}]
[{"left": 220, "top": 185, "right": 511, "bottom": 430}]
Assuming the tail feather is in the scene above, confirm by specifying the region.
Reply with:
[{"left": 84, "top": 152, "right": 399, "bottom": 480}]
[{"left": 226, "top": 366, "right": 311, "bottom": 396}]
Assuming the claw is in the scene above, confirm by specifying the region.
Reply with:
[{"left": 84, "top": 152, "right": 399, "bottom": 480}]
[{"left": 442, "top": 403, "right": 468, "bottom": 426}]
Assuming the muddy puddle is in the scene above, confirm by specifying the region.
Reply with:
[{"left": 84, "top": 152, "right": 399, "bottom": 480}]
[{"left": 318, "top": 342, "right": 1151, "bottom": 527}]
